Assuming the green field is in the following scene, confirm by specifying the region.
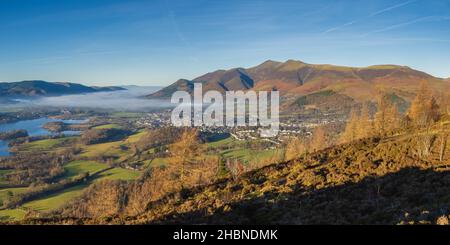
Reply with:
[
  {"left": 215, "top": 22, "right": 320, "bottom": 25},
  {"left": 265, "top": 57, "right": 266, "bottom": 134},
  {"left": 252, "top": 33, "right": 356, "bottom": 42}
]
[
  {"left": 93, "top": 123, "right": 122, "bottom": 129},
  {"left": 206, "top": 136, "right": 235, "bottom": 148},
  {"left": 1, "top": 123, "right": 235, "bottom": 221},
  {"left": 0, "top": 169, "right": 13, "bottom": 185},
  {"left": 0, "top": 127, "right": 282, "bottom": 221},
  {"left": 125, "top": 130, "right": 146, "bottom": 143},
  {"left": 80, "top": 130, "right": 147, "bottom": 162},
  {"left": 0, "top": 209, "right": 27, "bottom": 221},
  {"left": 20, "top": 137, "right": 78, "bottom": 152},
  {"left": 80, "top": 141, "right": 127, "bottom": 158},
  {"left": 63, "top": 161, "right": 109, "bottom": 179},
  {"left": 19, "top": 171, "right": 140, "bottom": 213},
  {"left": 22, "top": 184, "right": 89, "bottom": 212},
  {"left": 15, "top": 167, "right": 140, "bottom": 213},
  {"left": 145, "top": 158, "right": 168, "bottom": 168},
  {"left": 0, "top": 169, "right": 13, "bottom": 176},
  {"left": 94, "top": 168, "right": 140, "bottom": 181},
  {"left": 0, "top": 187, "right": 29, "bottom": 204},
  {"left": 0, "top": 158, "right": 141, "bottom": 217}
]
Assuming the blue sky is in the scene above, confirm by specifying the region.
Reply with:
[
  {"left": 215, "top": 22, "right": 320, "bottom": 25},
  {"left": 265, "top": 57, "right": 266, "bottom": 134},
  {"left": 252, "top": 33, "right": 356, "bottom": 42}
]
[{"left": 1, "top": 0, "right": 450, "bottom": 86}]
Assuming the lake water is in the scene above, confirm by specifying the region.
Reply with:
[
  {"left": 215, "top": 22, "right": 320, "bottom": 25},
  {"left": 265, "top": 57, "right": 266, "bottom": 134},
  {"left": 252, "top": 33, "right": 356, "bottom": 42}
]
[{"left": 0, "top": 118, "right": 87, "bottom": 157}]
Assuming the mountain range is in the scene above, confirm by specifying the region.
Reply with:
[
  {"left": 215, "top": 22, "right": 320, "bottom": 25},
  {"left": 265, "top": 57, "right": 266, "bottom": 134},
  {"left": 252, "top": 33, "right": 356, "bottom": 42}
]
[
  {"left": 0, "top": 80, "right": 125, "bottom": 97},
  {"left": 146, "top": 60, "right": 450, "bottom": 105}
]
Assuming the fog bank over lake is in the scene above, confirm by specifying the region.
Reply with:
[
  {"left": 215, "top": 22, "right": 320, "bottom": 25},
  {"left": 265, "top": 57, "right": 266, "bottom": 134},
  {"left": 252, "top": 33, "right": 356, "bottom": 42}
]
[{"left": 1, "top": 86, "right": 173, "bottom": 111}]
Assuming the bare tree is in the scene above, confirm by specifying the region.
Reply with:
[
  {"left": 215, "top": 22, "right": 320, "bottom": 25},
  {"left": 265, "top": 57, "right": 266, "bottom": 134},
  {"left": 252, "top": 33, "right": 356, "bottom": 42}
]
[
  {"left": 357, "top": 102, "right": 374, "bottom": 139},
  {"left": 225, "top": 159, "right": 245, "bottom": 181},
  {"left": 311, "top": 126, "right": 329, "bottom": 152},
  {"left": 340, "top": 107, "right": 359, "bottom": 143},
  {"left": 284, "top": 137, "right": 309, "bottom": 161},
  {"left": 408, "top": 81, "right": 440, "bottom": 127},
  {"left": 170, "top": 128, "right": 203, "bottom": 179}
]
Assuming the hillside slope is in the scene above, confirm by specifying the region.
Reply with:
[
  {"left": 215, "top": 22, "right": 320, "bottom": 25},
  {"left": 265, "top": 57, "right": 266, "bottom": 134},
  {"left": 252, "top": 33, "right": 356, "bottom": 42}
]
[
  {"left": 146, "top": 60, "right": 450, "bottom": 106},
  {"left": 132, "top": 129, "right": 450, "bottom": 225},
  {"left": 22, "top": 121, "right": 450, "bottom": 225},
  {"left": 145, "top": 68, "right": 254, "bottom": 99}
]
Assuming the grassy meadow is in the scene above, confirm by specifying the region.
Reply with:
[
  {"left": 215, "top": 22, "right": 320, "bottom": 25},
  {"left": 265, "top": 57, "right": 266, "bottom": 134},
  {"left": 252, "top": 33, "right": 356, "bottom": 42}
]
[{"left": 0, "top": 122, "right": 284, "bottom": 222}]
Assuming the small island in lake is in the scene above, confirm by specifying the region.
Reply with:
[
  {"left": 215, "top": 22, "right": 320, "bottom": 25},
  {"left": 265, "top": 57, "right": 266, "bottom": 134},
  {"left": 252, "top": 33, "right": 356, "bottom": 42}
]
[{"left": 42, "top": 121, "right": 68, "bottom": 133}]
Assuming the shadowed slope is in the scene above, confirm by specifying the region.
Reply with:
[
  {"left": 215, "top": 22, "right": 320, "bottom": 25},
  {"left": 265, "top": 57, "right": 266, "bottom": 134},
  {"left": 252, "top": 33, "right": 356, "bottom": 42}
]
[{"left": 151, "top": 167, "right": 450, "bottom": 225}]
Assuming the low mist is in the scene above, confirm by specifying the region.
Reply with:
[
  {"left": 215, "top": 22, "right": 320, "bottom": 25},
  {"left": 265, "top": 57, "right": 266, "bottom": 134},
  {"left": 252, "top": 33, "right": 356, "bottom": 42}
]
[{"left": 2, "top": 86, "right": 175, "bottom": 111}]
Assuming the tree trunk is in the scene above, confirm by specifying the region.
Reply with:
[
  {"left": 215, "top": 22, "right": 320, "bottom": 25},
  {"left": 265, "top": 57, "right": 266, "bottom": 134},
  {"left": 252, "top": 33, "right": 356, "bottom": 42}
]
[{"left": 440, "top": 133, "right": 448, "bottom": 162}]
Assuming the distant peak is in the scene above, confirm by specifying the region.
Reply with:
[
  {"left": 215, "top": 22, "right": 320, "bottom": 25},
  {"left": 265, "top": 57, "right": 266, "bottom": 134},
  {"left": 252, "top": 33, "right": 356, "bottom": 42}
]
[
  {"left": 252, "top": 60, "right": 282, "bottom": 70},
  {"left": 261, "top": 59, "right": 282, "bottom": 65},
  {"left": 277, "top": 59, "right": 308, "bottom": 71},
  {"left": 362, "top": 64, "right": 408, "bottom": 70},
  {"left": 233, "top": 67, "right": 247, "bottom": 72},
  {"left": 253, "top": 59, "right": 309, "bottom": 70},
  {"left": 285, "top": 59, "right": 304, "bottom": 64}
]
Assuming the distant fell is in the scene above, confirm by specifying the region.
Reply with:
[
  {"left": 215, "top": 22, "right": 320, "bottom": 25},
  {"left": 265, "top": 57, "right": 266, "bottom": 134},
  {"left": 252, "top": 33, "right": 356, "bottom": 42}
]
[
  {"left": 146, "top": 59, "right": 449, "bottom": 104},
  {"left": 0, "top": 80, "right": 125, "bottom": 97}
]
